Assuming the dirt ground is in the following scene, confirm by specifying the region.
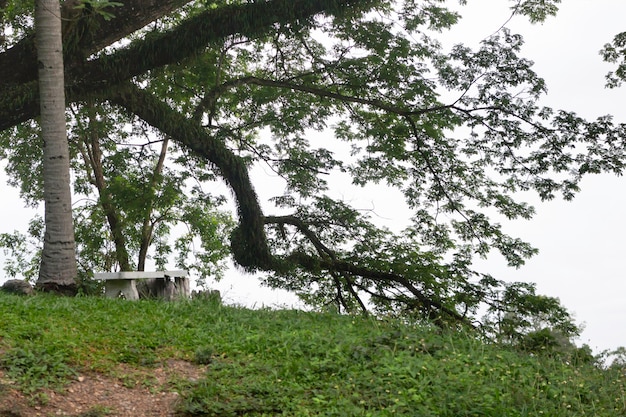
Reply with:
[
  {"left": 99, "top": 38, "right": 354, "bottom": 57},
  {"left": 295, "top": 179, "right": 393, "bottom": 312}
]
[{"left": 0, "top": 360, "right": 206, "bottom": 417}]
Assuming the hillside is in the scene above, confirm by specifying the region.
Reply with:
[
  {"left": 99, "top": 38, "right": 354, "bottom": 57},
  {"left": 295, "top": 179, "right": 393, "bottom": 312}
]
[{"left": 0, "top": 293, "right": 624, "bottom": 416}]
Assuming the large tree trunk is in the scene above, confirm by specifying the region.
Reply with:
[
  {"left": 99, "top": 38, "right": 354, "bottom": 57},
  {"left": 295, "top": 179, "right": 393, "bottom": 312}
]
[{"left": 35, "top": 0, "right": 78, "bottom": 294}]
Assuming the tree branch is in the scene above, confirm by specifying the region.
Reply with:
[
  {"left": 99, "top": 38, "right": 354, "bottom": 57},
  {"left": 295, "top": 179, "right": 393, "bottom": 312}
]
[
  {"left": 265, "top": 214, "right": 471, "bottom": 325},
  {"left": 110, "top": 81, "right": 472, "bottom": 325},
  {"left": 201, "top": 75, "right": 453, "bottom": 118},
  {"left": 0, "top": 0, "right": 375, "bottom": 131}
]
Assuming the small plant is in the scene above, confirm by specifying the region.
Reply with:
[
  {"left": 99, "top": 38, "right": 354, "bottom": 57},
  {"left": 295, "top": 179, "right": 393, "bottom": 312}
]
[
  {"left": 74, "top": 0, "right": 124, "bottom": 21},
  {"left": 193, "top": 347, "right": 214, "bottom": 365},
  {"left": 191, "top": 289, "right": 222, "bottom": 304},
  {"left": 76, "top": 273, "right": 105, "bottom": 297}
]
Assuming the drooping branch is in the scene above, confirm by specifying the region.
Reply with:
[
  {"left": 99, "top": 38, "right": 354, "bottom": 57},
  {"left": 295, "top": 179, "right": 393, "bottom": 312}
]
[
  {"left": 109, "top": 82, "right": 274, "bottom": 270},
  {"left": 109, "top": 80, "right": 470, "bottom": 324}
]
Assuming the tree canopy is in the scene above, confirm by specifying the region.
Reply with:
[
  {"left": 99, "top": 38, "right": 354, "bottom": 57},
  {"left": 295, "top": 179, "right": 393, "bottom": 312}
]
[{"left": 1, "top": 0, "right": 623, "bottom": 335}]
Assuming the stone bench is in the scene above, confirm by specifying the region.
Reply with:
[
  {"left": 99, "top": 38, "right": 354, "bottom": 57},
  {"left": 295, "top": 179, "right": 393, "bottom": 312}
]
[{"left": 94, "top": 270, "right": 190, "bottom": 300}]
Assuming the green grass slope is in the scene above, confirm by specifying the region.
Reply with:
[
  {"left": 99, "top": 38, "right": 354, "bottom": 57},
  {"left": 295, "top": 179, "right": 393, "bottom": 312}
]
[{"left": 0, "top": 293, "right": 624, "bottom": 416}]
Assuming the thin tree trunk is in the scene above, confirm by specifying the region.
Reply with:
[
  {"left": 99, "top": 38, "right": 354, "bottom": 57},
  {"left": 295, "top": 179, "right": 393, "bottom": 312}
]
[
  {"left": 35, "top": 0, "right": 78, "bottom": 294},
  {"left": 137, "top": 137, "right": 169, "bottom": 271},
  {"left": 83, "top": 102, "right": 132, "bottom": 271}
]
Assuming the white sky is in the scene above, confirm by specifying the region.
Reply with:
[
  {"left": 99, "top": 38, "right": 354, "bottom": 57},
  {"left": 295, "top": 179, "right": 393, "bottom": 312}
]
[{"left": 1, "top": 0, "right": 625, "bottom": 353}]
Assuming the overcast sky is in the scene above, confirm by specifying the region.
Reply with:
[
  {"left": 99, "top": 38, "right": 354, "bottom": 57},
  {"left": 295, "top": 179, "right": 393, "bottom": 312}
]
[{"left": 1, "top": 0, "right": 625, "bottom": 353}]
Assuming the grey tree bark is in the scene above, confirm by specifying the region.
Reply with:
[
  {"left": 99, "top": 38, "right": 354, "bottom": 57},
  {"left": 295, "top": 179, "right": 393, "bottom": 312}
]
[{"left": 35, "top": 0, "right": 78, "bottom": 294}]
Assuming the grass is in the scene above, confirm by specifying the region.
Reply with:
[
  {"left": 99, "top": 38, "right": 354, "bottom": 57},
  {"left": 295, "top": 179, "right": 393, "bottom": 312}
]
[{"left": 0, "top": 292, "right": 624, "bottom": 416}]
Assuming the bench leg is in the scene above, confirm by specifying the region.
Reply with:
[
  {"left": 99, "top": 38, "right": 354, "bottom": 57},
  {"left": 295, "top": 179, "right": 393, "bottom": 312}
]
[
  {"left": 162, "top": 277, "right": 190, "bottom": 300},
  {"left": 104, "top": 279, "right": 139, "bottom": 300},
  {"left": 175, "top": 277, "right": 190, "bottom": 298}
]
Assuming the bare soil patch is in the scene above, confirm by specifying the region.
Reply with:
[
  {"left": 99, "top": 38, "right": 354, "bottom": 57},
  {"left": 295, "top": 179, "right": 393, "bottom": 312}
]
[{"left": 0, "top": 360, "right": 206, "bottom": 417}]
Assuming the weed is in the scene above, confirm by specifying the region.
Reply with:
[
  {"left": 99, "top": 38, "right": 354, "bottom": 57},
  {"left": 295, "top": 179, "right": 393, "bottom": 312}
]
[
  {"left": 0, "top": 343, "right": 76, "bottom": 396},
  {"left": 193, "top": 347, "right": 214, "bottom": 365}
]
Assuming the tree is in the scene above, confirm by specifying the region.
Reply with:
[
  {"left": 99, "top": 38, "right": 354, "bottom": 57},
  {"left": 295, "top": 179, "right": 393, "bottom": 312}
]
[
  {"left": 0, "top": 100, "right": 234, "bottom": 289},
  {"left": 33, "top": 0, "right": 78, "bottom": 293},
  {"left": 1, "top": 0, "right": 624, "bottom": 330}
]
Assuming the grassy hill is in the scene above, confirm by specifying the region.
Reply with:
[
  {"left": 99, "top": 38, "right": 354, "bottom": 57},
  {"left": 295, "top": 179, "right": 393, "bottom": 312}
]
[{"left": 0, "top": 292, "right": 624, "bottom": 416}]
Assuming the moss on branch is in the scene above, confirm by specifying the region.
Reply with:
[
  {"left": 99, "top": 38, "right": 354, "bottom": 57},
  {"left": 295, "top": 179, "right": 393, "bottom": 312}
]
[{"left": 0, "top": 0, "right": 374, "bottom": 132}]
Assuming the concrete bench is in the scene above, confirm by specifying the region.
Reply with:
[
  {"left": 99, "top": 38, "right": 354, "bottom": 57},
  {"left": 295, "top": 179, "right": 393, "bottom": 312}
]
[{"left": 94, "top": 270, "right": 190, "bottom": 300}]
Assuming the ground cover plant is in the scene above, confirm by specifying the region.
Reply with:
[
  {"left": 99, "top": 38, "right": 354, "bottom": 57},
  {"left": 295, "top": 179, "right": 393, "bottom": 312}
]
[{"left": 0, "top": 292, "right": 624, "bottom": 416}]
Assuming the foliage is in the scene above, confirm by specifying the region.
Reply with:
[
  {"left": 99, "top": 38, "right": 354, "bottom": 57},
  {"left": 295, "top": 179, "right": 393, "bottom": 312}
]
[
  {"left": 74, "top": 1, "right": 123, "bottom": 22},
  {"left": 602, "top": 31, "right": 626, "bottom": 88},
  {"left": 0, "top": 217, "right": 42, "bottom": 281},
  {"left": 0, "top": 0, "right": 35, "bottom": 47},
  {"left": 0, "top": 293, "right": 624, "bottom": 415},
  {"left": 601, "top": 346, "right": 626, "bottom": 371},
  {"left": 513, "top": 0, "right": 562, "bottom": 23},
  {"left": 481, "top": 281, "right": 579, "bottom": 341}
]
